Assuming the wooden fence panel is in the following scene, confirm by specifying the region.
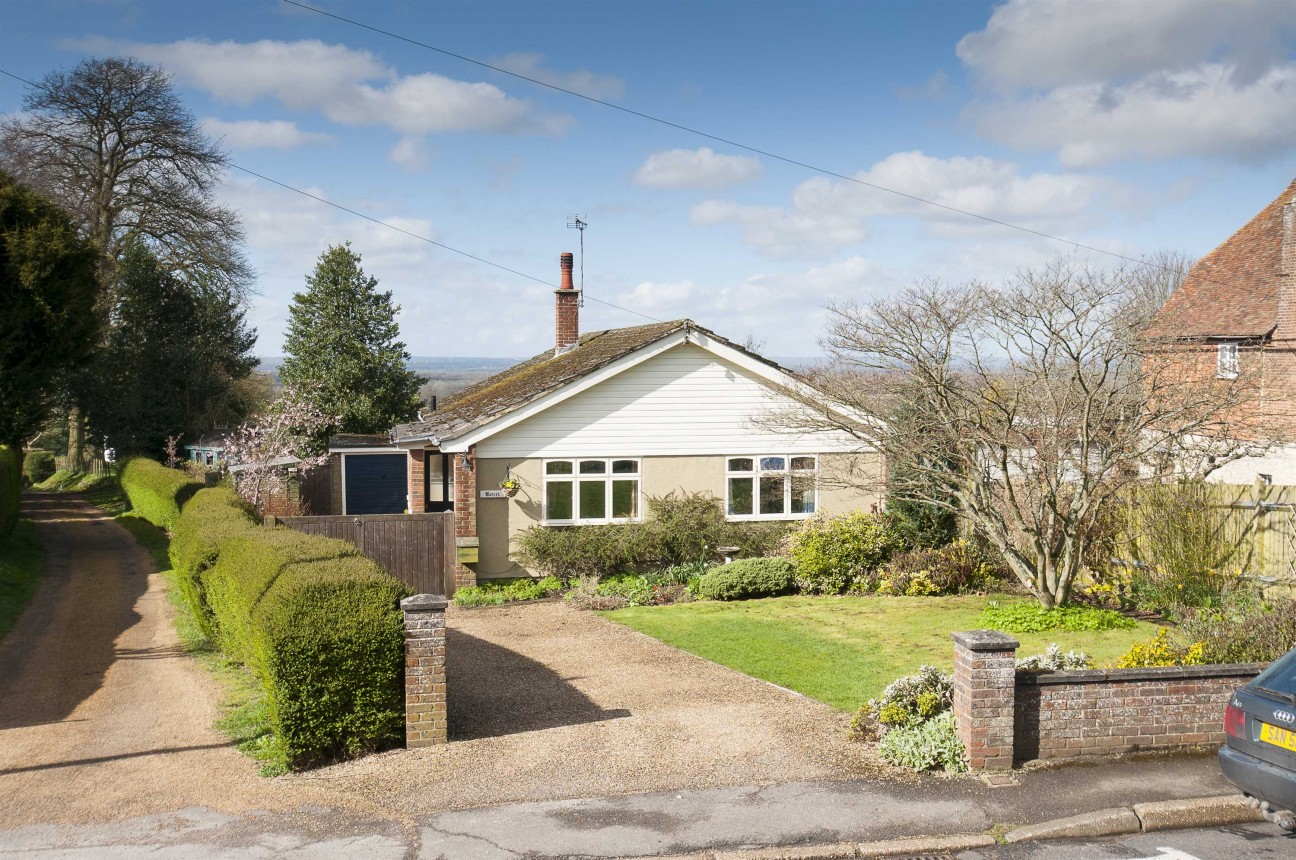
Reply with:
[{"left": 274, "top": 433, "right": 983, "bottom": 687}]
[{"left": 276, "top": 512, "right": 456, "bottom": 597}]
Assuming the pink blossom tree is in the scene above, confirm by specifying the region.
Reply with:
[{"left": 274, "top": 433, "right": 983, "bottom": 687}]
[{"left": 222, "top": 386, "right": 336, "bottom": 512}]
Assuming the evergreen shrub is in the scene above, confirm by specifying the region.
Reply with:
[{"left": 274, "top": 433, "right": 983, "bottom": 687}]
[
  {"left": 200, "top": 527, "right": 410, "bottom": 767},
  {"left": 169, "top": 487, "right": 259, "bottom": 638},
  {"left": 697, "top": 557, "right": 795, "bottom": 601},
  {"left": 120, "top": 457, "right": 201, "bottom": 530},
  {"left": 0, "top": 446, "right": 18, "bottom": 536},
  {"left": 512, "top": 493, "right": 791, "bottom": 578},
  {"left": 22, "top": 450, "right": 56, "bottom": 485},
  {"left": 786, "top": 511, "right": 906, "bottom": 594}
]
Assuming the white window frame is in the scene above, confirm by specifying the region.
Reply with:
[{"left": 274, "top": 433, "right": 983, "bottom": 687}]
[
  {"left": 1217, "top": 342, "right": 1240, "bottom": 379},
  {"left": 542, "top": 458, "right": 642, "bottom": 525},
  {"left": 725, "top": 454, "right": 819, "bottom": 521}
]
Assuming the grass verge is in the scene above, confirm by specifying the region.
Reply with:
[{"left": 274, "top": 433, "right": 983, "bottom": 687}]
[
  {"left": 604, "top": 593, "right": 1161, "bottom": 711},
  {"left": 0, "top": 521, "right": 44, "bottom": 642}
]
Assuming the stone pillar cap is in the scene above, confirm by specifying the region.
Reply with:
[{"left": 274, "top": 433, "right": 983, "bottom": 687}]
[
  {"left": 952, "top": 629, "right": 1020, "bottom": 652},
  {"left": 401, "top": 593, "right": 449, "bottom": 611}
]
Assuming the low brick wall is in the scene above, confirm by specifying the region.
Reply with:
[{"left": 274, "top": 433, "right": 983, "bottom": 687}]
[
  {"left": 951, "top": 629, "right": 1264, "bottom": 769},
  {"left": 1015, "top": 663, "right": 1264, "bottom": 763}
]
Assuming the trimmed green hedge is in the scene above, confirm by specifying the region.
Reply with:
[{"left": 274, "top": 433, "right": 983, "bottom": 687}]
[
  {"left": 22, "top": 450, "right": 56, "bottom": 485},
  {"left": 0, "top": 446, "right": 19, "bottom": 537},
  {"left": 120, "top": 457, "right": 201, "bottom": 531},
  {"left": 171, "top": 487, "right": 411, "bottom": 768},
  {"left": 169, "top": 487, "right": 259, "bottom": 640},
  {"left": 698, "top": 557, "right": 795, "bottom": 601}
]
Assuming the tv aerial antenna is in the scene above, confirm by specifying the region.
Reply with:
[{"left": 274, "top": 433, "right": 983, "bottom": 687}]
[{"left": 567, "top": 214, "right": 587, "bottom": 307}]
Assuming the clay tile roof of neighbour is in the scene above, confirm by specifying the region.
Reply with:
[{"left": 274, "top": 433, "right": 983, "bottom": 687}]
[
  {"left": 392, "top": 319, "right": 787, "bottom": 443},
  {"left": 1144, "top": 176, "right": 1296, "bottom": 340}
]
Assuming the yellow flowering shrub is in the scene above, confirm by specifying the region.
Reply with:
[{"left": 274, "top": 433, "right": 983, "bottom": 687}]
[{"left": 1114, "top": 628, "right": 1207, "bottom": 668}]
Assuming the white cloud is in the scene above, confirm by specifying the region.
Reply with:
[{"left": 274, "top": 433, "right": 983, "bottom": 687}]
[
  {"left": 971, "top": 64, "right": 1296, "bottom": 167},
  {"left": 200, "top": 118, "right": 330, "bottom": 149},
  {"left": 81, "top": 37, "right": 570, "bottom": 136},
  {"left": 387, "top": 136, "right": 432, "bottom": 173},
  {"left": 491, "top": 52, "right": 624, "bottom": 100},
  {"left": 692, "top": 151, "right": 1106, "bottom": 256},
  {"left": 957, "top": 0, "right": 1295, "bottom": 90},
  {"left": 634, "top": 147, "right": 764, "bottom": 189},
  {"left": 956, "top": 0, "right": 1296, "bottom": 164}
]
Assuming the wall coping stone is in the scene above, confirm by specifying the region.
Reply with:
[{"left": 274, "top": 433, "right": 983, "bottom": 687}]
[
  {"left": 401, "top": 593, "right": 449, "bottom": 611},
  {"left": 952, "top": 630, "right": 1021, "bottom": 652},
  {"left": 1017, "top": 662, "right": 1267, "bottom": 686}
]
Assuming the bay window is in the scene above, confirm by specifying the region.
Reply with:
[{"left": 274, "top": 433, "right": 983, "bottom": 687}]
[
  {"left": 543, "top": 458, "right": 641, "bottom": 524},
  {"left": 726, "top": 455, "right": 817, "bottom": 520}
]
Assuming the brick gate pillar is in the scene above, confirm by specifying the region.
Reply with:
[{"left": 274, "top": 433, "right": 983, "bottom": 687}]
[
  {"left": 401, "top": 593, "right": 448, "bottom": 748},
  {"left": 952, "top": 630, "right": 1019, "bottom": 770}
]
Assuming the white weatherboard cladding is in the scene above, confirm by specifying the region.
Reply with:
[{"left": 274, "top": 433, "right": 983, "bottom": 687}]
[{"left": 475, "top": 343, "right": 862, "bottom": 459}]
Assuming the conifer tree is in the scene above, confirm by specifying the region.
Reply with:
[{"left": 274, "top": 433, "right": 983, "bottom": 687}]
[{"left": 281, "top": 243, "right": 423, "bottom": 448}]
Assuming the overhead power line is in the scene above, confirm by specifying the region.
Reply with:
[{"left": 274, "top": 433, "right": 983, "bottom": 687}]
[
  {"left": 278, "top": 0, "right": 1202, "bottom": 286},
  {"left": 0, "top": 66, "right": 664, "bottom": 325}
]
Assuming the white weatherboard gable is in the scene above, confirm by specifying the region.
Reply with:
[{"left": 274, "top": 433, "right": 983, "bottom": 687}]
[{"left": 474, "top": 341, "right": 870, "bottom": 459}]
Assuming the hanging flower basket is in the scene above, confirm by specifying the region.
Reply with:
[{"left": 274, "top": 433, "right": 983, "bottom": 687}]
[{"left": 499, "top": 477, "right": 521, "bottom": 498}]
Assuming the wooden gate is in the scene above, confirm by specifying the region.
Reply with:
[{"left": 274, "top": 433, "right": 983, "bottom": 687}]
[{"left": 276, "top": 512, "right": 457, "bottom": 597}]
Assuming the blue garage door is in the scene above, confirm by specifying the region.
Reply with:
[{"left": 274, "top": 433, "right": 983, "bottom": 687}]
[{"left": 345, "top": 454, "right": 407, "bottom": 515}]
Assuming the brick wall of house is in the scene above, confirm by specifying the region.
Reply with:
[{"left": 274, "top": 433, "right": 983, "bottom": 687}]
[
  {"left": 1014, "top": 664, "right": 1264, "bottom": 762},
  {"left": 1146, "top": 342, "right": 1296, "bottom": 442},
  {"left": 407, "top": 449, "right": 425, "bottom": 513},
  {"left": 452, "top": 447, "right": 477, "bottom": 588},
  {"left": 329, "top": 453, "right": 343, "bottom": 515}
]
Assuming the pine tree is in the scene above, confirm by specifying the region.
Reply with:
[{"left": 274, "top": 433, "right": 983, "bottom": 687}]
[{"left": 281, "top": 244, "right": 423, "bottom": 448}]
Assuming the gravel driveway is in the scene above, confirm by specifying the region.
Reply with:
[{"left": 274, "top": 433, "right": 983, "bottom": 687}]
[
  {"left": 1, "top": 495, "right": 886, "bottom": 831},
  {"left": 300, "top": 600, "right": 889, "bottom": 815}
]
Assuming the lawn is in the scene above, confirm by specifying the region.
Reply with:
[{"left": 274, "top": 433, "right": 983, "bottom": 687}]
[{"left": 604, "top": 594, "right": 1161, "bottom": 712}]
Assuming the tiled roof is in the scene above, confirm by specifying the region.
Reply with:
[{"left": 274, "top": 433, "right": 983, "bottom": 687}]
[
  {"left": 392, "top": 319, "right": 787, "bottom": 443},
  {"left": 330, "top": 433, "right": 395, "bottom": 448},
  {"left": 1144, "top": 176, "right": 1296, "bottom": 340}
]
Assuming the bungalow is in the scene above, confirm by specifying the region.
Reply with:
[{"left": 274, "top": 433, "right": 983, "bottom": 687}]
[
  {"left": 331, "top": 253, "right": 882, "bottom": 586},
  {"left": 185, "top": 428, "right": 231, "bottom": 466},
  {"left": 1143, "top": 176, "right": 1296, "bottom": 482}
]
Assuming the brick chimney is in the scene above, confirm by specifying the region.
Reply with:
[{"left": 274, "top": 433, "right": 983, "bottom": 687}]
[
  {"left": 1279, "top": 196, "right": 1296, "bottom": 343},
  {"left": 555, "top": 252, "right": 579, "bottom": 354}
]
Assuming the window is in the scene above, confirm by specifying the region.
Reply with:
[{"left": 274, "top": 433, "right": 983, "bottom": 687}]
[
  {"left": 424, "top": 451, "right": 455, "bottom": 512},
  {"left": 543, "top": 458, "right": 641, "bottom": 524},
  {"left": 1217, "top": 342, "right": 1240, "bottom": 379},
  {"left": 726, "top": 455, "right": 817, "bottom": 519}
]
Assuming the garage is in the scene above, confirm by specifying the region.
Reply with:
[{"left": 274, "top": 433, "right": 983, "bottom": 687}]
[{"left": 343, "top": 453, "right": 407, "bottom": 515}]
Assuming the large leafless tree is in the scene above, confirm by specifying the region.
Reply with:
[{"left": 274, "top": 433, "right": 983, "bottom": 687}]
[
  {"left": 784, "top": 258, "right": 1269, "bottom": 608},
  {"left": 0, "top": 57, "right": 251, "bottom": 301}
]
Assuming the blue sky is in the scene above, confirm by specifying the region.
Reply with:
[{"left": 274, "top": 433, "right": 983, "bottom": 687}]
[{"left": 2, "top": 0, "right": 1294, "bottom": 358}]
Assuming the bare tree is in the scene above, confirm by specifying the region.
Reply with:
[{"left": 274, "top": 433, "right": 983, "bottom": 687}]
[
  {"left": 784, "top": 259, "right": 1272, "bottom": 608},
  {"left": 0, "top": 57, "right": 251, "bottom": 301}
]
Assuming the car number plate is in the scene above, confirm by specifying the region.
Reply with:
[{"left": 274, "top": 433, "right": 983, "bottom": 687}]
[{"left": 1259, "top": 722, "right": 1296, "bottom": 752}]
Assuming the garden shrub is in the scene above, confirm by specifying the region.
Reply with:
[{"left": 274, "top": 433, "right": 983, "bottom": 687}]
[
  {"left": 874, "top": 539, "right": 1005, "bottom": 596},
  {"left": 453, "top": 576, "right": 565, "bottom": 607},
  {"left": 564, "top": 575, "right": 631, "bottom": 610},
  {"left": 786, "top": 511, "right": 905, "bottom": 594},
  {"left": 1017, "top": 644, "right": 1091, "bottom": 671},
  {"left": 120, "top": 457, "right": 201, "bottom": 531},
  {"left": 0, "top": 445, "right": 19, "bottom": 536},
  {"left": 876, "top": 712, "right": 966, "bottom": 773},
  {"left": 1177, "top": 597, "right": 1296, "bottom": 664},
  {"left": 978, "top": 600, "right": 1136, "bottom": 633},
  {"left": 858, "top": 665, "right": 952, "bottom": 735},
  {"left": 22, "top": 450, "right": 56, "bottom": 485},
  {"left": 698, "top": 557, "right": 794, "bottom": 601},
  {"left": 512, "top": 492, "right": 792, "bottom": 578},
  {"left": 1114, "top": 628, "right": 1206, "bottom": 669},
  {"left": 201, "top": 527, "right": 410, "bottom": 767}
]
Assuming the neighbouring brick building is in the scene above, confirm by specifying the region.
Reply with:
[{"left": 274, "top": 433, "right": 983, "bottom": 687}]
[{"left": 1143, "top": 176, "right": 1296, "bottom": 482}]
